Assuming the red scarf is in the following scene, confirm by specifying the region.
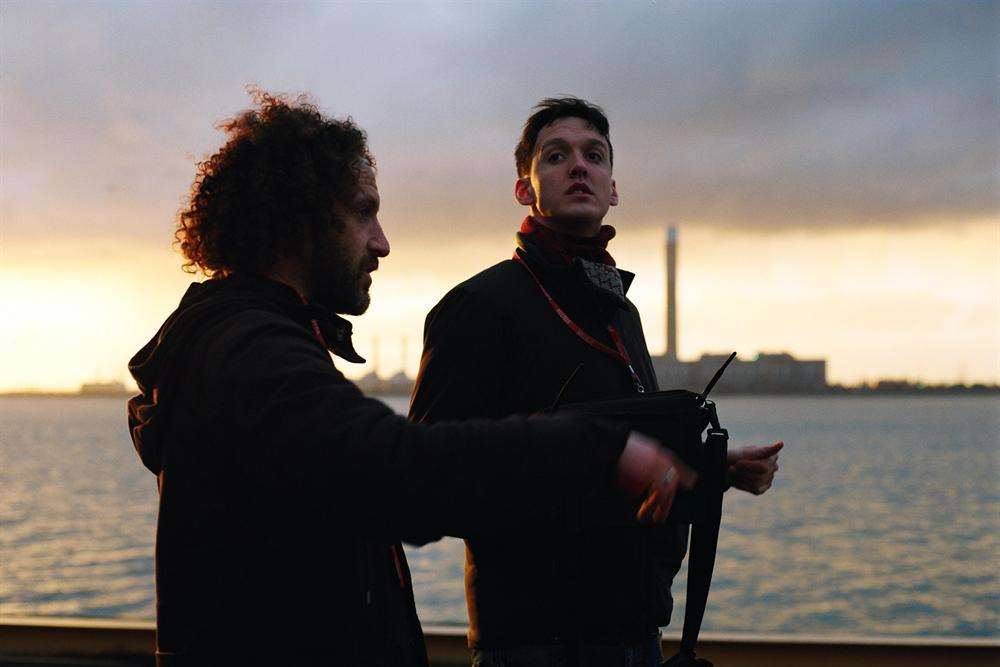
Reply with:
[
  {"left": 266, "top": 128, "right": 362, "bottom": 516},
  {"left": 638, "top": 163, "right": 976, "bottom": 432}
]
[{"left": 516, "top": 216, "right": 616, "bottom": 267}]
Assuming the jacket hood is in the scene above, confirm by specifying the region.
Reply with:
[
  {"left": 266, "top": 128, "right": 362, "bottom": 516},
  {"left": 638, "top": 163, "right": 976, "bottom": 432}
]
[{"left": 127, "top": 275, "right": 364, "bottom": 474}]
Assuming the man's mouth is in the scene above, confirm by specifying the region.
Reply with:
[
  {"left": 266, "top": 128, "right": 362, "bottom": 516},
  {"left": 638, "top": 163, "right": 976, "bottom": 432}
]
[
  {"left": 360, "top": 260, "right": 378, "bottom": 287},
  {"left": 565, "top": 183, "right": 594, "bottom": 195}
]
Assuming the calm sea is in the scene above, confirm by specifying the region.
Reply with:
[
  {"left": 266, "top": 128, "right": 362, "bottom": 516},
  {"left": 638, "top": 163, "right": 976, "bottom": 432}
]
[{"left": 1, "top": 395, "right": 997, "bottom": 638}]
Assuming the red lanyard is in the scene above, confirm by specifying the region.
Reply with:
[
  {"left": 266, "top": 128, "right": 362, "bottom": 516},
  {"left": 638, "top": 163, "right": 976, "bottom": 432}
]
[
  {"left": 293, "top": 289, "right": 331, "bottom": 350},
  {"left": 514, "top": 254, "right": 645, "bottom": 393}
]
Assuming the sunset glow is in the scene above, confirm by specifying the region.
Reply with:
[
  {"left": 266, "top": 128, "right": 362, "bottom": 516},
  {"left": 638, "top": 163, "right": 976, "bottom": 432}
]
[
  {"left": 2, "top": 1, "right": 997, "bottom": 392},
  {"left": 2, "top": 220, "right": 996, "bottom": 392}
]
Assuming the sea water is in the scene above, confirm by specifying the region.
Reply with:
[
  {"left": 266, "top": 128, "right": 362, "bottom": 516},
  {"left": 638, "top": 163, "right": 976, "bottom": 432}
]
[{"left": 1, "top": 395, "right": 996, "bottom": 637}]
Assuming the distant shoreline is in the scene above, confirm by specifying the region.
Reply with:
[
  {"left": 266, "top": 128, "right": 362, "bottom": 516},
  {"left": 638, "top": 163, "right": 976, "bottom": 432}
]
[{"left": 2, "top": 386, "right": 997, "bottom": 399}]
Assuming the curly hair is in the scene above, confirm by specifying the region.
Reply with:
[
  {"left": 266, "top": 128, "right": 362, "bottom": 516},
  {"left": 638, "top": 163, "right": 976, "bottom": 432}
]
[
  {"left": 515, "top": 97, "right": 612, "bottom": 178},
  {"left": 175, "top": 88, "right": 374, "bottom": 276}
]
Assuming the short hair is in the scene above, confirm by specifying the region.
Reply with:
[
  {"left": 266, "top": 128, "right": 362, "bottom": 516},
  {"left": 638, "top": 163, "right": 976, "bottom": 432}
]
[
  {"left": 175, "top": 88, "right": 374, "bottom": 277},
  {"left": 514, "top": 97, "right": 613, "bottom": 178}
]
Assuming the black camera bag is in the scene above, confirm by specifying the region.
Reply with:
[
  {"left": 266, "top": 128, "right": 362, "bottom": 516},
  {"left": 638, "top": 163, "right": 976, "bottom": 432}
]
[{"left": 556, "top": 354, "right": 736, "bottom": 666}]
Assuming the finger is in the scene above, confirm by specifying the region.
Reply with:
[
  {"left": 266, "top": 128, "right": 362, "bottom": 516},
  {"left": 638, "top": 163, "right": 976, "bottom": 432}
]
[
  {"left": 734, "top": 460, "right": 771, "bottom": 474},
  {"left": 752, "top": 472, "right": 774, "bottom": 485},
  {"left": 637, "top": 493, "right": 658, "bottom": 523},
  {"left": 743, "top": 441, "right": 783, "bottom": 460},
  {"left": 739, "top": 455, "right": 780, "bottom": 470},
  {"left": 732, "top": 470, "right": 772, "bottom": 491},
  {"left": 643, "top": 468, "right": 679, "bottom": 523},
  {"left": 734, "top": 482, "right": 769, "bottom": 496},
  {"left": 640, "top": 488, "right": 669, "bottom": 523},
  {"left": 654, "top": 481, "right": 678, "bottom": 523},
  {"left": 637, "top": 492, "right": 653, "bottom": 520},
  {"left": 726, "top": 441, "right": 783, "bottom": 464},
  {"left": 732, "top": 469, "right": 772, "bottom": 486},
  {"left": 735, "top": 473, "right": 774, "bottom": 493}
]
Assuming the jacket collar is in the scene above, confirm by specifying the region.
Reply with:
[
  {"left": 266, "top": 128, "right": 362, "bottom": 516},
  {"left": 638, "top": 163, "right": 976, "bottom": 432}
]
[
  {"left": 220, "top": 275, "right": 365, "bottom": 364},
  {"left": 619, "top": 269, "right": 635, "bottom": 294}
]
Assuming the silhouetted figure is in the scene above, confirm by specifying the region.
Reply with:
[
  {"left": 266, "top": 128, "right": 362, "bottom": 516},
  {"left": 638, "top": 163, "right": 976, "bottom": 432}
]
[{"left": 411, "top": 97, "right": 782, "bottom": 667}]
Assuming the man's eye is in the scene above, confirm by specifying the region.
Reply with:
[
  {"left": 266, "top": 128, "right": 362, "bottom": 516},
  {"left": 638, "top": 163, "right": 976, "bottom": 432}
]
[
  {"left": 588, "top": 151, "right": 605, "bottom": 162},
  {"left": 546, "top": 153, "right": 564, "bottom": 164}
]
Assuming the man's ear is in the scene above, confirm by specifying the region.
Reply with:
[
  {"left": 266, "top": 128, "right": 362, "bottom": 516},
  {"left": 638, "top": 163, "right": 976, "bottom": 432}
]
[
  {"left": 609, "top": 179, "right": 619, "bottom": 207},
  {"left": 514, "top": 178, "right": 536, "bottom": 206}
]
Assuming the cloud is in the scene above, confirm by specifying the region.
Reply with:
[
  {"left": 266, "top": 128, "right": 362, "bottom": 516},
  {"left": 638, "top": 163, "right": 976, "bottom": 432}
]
[{"left": 2, "top": 0, "right": 996, "bottom": 241}]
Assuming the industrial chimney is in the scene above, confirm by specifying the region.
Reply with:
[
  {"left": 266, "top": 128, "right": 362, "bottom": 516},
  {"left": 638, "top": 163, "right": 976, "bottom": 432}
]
[{"left": 666, "top": 226, "right": 678, "bottom": 361}]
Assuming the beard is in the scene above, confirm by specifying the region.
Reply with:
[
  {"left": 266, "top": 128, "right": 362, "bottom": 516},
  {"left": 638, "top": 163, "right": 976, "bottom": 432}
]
[{"left": 308, "top": 240, "right": 373, "bottom": 316}]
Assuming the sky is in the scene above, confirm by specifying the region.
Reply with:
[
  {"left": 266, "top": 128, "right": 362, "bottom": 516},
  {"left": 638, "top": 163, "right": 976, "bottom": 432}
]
[{"left": 1, "top": 0, "right": 998, "bottom": 391}]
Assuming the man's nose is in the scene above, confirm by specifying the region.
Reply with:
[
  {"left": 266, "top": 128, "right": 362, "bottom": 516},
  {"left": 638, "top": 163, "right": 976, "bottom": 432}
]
[
  {"left": 568, "top": 150, "right": 588, "bottom": 177},
  {"left": 369, "top": 219, "right": 390, "bottom": 257}
]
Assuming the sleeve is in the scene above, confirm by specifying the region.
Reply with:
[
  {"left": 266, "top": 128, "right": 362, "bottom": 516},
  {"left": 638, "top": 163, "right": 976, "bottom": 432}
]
[
  {"left": 410, "top": 285, "right": 641, "bottom": 537},
  {"left": 208, "top": 310, "right": 629, "bottom": 541},
  {"left": 409, "top": 285, "right": 513, "bottom": 423}
]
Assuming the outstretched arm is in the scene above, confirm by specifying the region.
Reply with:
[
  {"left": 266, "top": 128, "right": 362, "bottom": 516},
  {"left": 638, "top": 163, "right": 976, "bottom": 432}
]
[{"left": 211, "top": 309, "right": 686, "bottom": 539}]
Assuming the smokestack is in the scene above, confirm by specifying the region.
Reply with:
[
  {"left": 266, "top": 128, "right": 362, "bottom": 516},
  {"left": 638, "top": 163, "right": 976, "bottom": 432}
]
[{"left": 666, "top": 226, "right": 678, "bottom": 361}]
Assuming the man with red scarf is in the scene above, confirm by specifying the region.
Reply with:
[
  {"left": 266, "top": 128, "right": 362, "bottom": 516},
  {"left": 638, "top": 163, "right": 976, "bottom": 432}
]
[{"left": 410, "top": 98, "right": 782, "bottom": 666}]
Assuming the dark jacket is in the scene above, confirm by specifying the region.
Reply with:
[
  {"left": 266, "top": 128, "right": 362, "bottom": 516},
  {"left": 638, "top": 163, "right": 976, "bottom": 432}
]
[
  {"left": 410, "top": 247, "right": 687, "bottom": 648},
  {"left": 127, "top": 274, "right": 630, "bottom": 665}
]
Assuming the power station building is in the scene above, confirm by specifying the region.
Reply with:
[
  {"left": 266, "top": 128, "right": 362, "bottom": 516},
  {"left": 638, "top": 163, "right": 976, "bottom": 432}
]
[{"left": 651, "top": 227, "right": 828, "bottom": 394}]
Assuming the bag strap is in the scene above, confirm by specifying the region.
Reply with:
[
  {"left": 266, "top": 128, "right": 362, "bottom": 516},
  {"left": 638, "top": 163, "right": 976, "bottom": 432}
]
[{"left": 670, "top": 423, "right": 728, "bottom": 663}]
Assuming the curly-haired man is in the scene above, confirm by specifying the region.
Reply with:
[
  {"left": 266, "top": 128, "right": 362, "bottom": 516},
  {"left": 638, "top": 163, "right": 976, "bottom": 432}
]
[{"left": 127, "top": 91, "right": 691, "bottom": 666}]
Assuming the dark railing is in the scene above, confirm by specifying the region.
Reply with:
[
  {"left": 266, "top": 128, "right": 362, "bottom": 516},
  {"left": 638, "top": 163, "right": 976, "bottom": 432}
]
[{"left": 1, "top": 618, "right": 997, "bottom": 666}]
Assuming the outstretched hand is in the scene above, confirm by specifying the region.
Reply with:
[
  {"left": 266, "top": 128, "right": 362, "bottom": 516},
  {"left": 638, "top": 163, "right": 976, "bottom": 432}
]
[
  {"left": 726, "top": 441, "right": 783, "bottom": 495},
  {"left": 615, "top": 431, "right": 698, "bottom": 523}
]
